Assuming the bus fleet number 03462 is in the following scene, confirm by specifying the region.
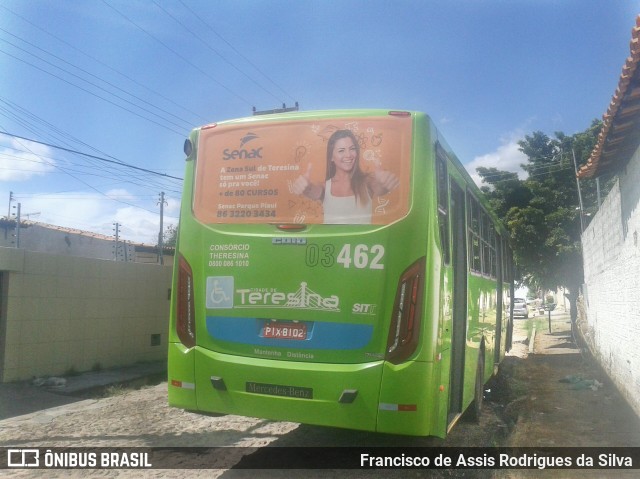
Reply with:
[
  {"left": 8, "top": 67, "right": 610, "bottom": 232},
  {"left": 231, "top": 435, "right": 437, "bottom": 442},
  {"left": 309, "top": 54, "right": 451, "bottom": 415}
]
[{"left": 305, "top": 243, "right": 385, "bottom": 270}]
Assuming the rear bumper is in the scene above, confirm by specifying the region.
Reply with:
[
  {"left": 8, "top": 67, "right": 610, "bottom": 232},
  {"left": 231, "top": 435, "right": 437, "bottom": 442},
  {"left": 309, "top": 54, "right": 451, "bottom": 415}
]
[
  {"left": 193, "top": 347, "right": 383, "bottom": 431},
  {"left": 168, "top": 343, "right": 443, "bottom": 437}
]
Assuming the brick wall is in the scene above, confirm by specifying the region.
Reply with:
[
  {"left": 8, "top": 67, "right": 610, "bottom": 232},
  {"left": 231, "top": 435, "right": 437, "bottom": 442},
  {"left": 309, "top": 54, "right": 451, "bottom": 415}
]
[{"left": 581, "top": 146, "right": 640, "bottom": 417}]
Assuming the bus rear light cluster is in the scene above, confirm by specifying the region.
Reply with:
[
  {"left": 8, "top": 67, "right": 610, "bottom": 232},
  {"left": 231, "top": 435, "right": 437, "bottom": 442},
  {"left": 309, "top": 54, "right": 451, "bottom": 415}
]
[
  {"left": 386, "top": 257, "right": 425, "bottom": 364},
  {"left": 176, "top": 255, "right": 196, "bottom": 348}
]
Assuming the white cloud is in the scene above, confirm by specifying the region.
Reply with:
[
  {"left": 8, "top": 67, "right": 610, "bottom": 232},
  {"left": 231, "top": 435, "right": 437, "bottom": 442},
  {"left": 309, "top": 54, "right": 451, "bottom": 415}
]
[
  {"left": 465, "top": 132, "right": 528, "bottom": 188},
  {"left": 114, "top": 205, "right": 165, "bottom": 245},
  {"left": 105, "top": 188, "right": 137, "bottom": 202},
  {"left": 165, "top": 196, "right": 181, "bottom": 216},
  {"left": 0, "top": 138, "right": 57, "bottom": 181}
]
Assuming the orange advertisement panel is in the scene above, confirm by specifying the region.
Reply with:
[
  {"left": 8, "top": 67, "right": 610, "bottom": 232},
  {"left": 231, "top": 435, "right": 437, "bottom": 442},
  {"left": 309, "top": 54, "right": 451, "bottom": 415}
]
[{"left": 193, "top": 116, "right": 412, "bottom": 225}]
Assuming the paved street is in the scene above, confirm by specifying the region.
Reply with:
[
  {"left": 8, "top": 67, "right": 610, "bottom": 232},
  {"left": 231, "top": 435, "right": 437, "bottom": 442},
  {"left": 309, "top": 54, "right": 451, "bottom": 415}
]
[{"left": 1, "top": 307, "right": 639, "bottom": 478}]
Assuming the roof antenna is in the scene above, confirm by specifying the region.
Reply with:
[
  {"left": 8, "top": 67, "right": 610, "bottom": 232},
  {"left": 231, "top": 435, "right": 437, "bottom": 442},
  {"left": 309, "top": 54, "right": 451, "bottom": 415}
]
[{"left": 253, "top": 103, "right": 300, "bottom": 116}]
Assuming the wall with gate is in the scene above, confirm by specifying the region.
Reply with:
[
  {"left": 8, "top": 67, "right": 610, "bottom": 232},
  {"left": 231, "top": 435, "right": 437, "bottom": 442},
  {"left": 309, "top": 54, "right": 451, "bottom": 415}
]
[{"left": 0, "top": 247, "right": 172, "bottom": 382}]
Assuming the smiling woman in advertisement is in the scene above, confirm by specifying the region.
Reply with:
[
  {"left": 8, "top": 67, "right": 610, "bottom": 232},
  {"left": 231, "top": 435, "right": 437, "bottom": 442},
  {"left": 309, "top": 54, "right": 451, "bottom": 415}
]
[{"left": 290, "top": 129, "right": 400, "bottom": 224}]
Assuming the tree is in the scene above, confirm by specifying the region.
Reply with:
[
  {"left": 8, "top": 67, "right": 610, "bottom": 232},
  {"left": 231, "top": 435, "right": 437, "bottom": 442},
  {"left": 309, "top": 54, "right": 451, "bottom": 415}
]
[
  {"left": 476, "top": 167, "right": 531, "bottom": 218},
  {"left": 163, "top": 224, "right": 178, "bottom": 248},
  {"left": 476, "top": 121, "right": 602, "bottom": 326}
]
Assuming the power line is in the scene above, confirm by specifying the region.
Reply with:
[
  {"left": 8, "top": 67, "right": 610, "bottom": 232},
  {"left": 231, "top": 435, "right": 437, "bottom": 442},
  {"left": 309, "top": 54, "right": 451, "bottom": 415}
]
[
  {"left": 0, "top": 28, "right": 195, "bottom": 130},
  {"left": 0, "top": 130, "right": 183, "bottom": 181},
  {"left": 0, "top": 97, "right": 182, "bottom": 195},
  {"left": 472, "top": 152, "right": 583, "bottom": 184},
  {"left": 15, "top": 194, "right": 161, "bottom": 200},
  {"left": 0, "top": 96, "right": 101, "bottom": 152},
  {"left": 475, "top": 164, "right": 580, "bottom": 188},
  {"left": 151, "top": 0, "right": 284, "bottom": 104},
  {"left": 176, "top": 0, "right": 296, "bottom": 103},
  {"left": 0, "top": 158, "right": 181, "bottom": 197},
  {"left": 0, "top": 122, "right": 162, "bottom": 216},
  {"left": 101, "top": 0, "right": 252, "bottom": 107},
  {"left": 0, "top": 3, "right": 208, "bottom": 124},
  {"left": 1, "top": 145, "right": 181, "bottom": 193},
  {"left": 0, "top": 45, "right": 188, "bottom": 136},
  {"left": 0, "top": 47, "right": 187, "bottom": 137}
]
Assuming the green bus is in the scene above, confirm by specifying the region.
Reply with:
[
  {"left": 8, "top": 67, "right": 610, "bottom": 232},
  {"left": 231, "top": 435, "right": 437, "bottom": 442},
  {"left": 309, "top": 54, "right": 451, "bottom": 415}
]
[{"left": 168, "top": 109, "right": 514, "bottom": 438}]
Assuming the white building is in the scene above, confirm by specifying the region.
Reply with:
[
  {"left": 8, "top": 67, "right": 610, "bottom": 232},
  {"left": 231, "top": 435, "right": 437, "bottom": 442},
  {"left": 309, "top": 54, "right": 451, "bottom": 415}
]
[
  {"left": 577, "top": 16, "right": 640, "bottom": 418},
  {"left": 0, "top": 220, "right": 172, "bottom": 264}
]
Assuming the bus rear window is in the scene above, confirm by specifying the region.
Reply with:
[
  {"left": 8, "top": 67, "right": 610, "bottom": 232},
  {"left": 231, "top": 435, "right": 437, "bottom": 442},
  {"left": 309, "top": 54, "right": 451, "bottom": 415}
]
[{"left": 193, "top": 117, "right": 412, "bottom": 225}]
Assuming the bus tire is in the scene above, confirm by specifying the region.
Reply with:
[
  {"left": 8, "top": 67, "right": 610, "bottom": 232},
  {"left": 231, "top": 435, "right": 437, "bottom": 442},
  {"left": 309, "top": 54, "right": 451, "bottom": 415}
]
[{"left": 469, "top": 348, "right": 485, "bottom": 423}]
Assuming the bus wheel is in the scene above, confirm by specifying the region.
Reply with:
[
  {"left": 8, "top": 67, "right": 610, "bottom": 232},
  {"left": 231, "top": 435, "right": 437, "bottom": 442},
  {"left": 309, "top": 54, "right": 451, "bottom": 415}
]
[{"left": 469, "top": 350, "right": 485, "bottom": 423}]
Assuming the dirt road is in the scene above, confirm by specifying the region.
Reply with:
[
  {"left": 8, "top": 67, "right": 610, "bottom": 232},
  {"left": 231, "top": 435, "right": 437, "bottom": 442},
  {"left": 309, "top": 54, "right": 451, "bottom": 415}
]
[{"left": 1, "top": 308, "right": 639, "bottom": 478}]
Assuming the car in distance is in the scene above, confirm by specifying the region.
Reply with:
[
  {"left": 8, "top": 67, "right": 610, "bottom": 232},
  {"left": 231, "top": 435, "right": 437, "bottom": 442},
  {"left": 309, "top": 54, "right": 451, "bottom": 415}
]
[{"left": 513, "top": 297, "right": 529, "bottom": 318}]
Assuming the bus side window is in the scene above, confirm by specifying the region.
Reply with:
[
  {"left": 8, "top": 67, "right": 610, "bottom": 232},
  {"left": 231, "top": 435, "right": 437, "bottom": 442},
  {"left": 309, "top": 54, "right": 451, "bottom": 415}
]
[
  {"left": 480, "top": 211, "right": 494, "bottom": 278},
  {"left": 467, "top": 195, "right": 482, "bottom": 273},
  {"left": 490, "top": 226, "right": 498, "bottom": 279},
  {"left": 435, "top": 148, "right": 450, "bottom": 265}
]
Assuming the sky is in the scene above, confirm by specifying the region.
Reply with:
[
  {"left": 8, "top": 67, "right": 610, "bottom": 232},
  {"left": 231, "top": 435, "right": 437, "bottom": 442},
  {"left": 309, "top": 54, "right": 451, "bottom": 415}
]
[{"left": 0, "top": 0, "right": 638, "bottom": 244}]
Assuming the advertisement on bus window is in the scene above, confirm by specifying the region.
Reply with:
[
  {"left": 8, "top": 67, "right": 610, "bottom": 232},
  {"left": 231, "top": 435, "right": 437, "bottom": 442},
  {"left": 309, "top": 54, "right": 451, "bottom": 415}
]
[{"left": 193, "top": 117, "right": 412, "bottom": 225}]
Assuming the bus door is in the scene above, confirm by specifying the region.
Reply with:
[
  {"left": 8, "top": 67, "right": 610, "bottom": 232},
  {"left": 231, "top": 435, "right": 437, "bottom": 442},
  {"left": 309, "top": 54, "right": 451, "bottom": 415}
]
[{"left": 448, "top": 181, "right": 467, "bottom": 423}]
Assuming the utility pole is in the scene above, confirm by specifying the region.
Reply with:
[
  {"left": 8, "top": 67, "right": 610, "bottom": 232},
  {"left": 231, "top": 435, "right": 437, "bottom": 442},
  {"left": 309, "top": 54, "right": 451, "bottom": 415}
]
[
  {"left": 113, "top": 222, "right": 120, "bottom": 261},
  {"left": 13, "top": 202, "right": 21, "bottom": 248},
  {"left": 571, "top": 149, "right": 586, "bottom": 233},
  {"left": 157, "top": 192, "right": 167, "bottom": 265},
  {"left": 4, "top": 191, "right": 13, "bottom": 240},
  {"left": 7, "top": 191, "right": 13, "bottom": 219}
]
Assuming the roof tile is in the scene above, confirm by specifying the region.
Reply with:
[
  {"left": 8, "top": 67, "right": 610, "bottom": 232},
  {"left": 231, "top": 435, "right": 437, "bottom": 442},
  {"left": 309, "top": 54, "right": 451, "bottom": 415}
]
[{"left": 578, "top": 15, "right": 640, "bottom": 178}]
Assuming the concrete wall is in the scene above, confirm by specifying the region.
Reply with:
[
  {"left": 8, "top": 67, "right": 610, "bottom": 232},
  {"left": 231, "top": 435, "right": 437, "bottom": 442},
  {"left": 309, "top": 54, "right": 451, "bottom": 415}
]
[
  {"left": 581, "top": 145, "right": 640, "bottom": 418},
  {"left": 1, "top": 223, "right": 132, "bottom": 260},
  {"left": 0, "top": 247, "right": 172, "bottom": 382},
  {"left": 0, "top": 222, "right": 173, "bottom": 264}
]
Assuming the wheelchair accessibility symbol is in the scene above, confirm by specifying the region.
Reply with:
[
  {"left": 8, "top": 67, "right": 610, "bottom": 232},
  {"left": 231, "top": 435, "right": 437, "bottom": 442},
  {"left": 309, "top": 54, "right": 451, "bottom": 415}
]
[{"left": 206, "top": 276, "right": 234, "bottom": 309}]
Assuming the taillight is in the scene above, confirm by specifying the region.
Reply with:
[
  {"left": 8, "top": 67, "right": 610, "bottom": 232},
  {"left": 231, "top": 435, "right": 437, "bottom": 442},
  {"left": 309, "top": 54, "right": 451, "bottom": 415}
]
[
  {"left": 176, "top": 255, "right": 196, "bottom": 348},
  {"left": 386, "top": 257, "right": 425, "bottom": 364}
]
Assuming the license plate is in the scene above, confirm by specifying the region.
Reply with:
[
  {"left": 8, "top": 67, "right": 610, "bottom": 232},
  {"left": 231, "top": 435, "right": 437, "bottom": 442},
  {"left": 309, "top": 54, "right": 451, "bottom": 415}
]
[{"left": 262, "top": 321, "right": 307, "bottom": 340}]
